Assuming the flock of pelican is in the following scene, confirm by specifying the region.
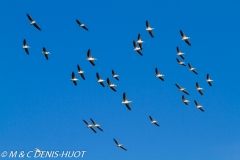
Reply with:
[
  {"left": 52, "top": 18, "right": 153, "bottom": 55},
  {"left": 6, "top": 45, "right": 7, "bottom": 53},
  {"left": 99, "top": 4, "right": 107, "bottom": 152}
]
[{"left": 23, "top": 13, "right": 214, "bottom": 151}]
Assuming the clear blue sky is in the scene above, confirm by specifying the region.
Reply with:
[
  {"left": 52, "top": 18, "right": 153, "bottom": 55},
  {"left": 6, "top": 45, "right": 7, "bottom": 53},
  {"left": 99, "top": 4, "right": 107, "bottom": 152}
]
[{"left": 0, "top": 0, "right": 240, "bottom": 159}]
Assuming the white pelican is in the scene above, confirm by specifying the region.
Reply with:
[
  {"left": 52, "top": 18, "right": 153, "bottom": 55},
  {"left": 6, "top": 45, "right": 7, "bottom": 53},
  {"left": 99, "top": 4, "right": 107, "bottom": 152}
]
[
  {"left": 26, "top": 13, "right": 41, "bottom": 31},
  {"left": 207, "top": 74, "right": 213, "bottom": 86},
  {"left": 133, "top": 41, "right": 143, "bottom": 56},
  {"left": 86, "top": 49, "right": 97, "bottom": 66},
  {"left": 188, "top": 63, "right": 198, "bottom": 75},
  {"left": 122, "top": 93, "right": 132, "bottom": 110},
  {"left": 23, "top": 39, "right": 30, "bottom": 55},
  {"left": 77, "top": 65, "right": 85, "bottom": 80},
  {"left": 113, "top": 139, "right": 127, "bottom": 151},
  {"left": 107, "top": 78, "right": 116, "bottom": 92},
  {"left": 155, "top": 68, "right": 164, "bottom": 81},
  {"left": 149, "top": 116, "right": 160, "bottom": 126},
  {"left": 76, "top": 19, "right": 88, "bottom": 31},
  {"left": 83, "top": 120, "right": 96, "bottom": 133},
  {"left": 90, "top": 118, "right": 103, "bottom": 131},
  {"left": 112, "top": 70, "right": 119, "bottom": 81},
  {"left": 180, "top": 30, "right": 191, "bottom": 46},
  {"left": 194, "top": 100, "right": 204, "bottom": 112},
  {"left": 34, "top": 148, "right": 43, "bottom": 154},
  {"left": 146, "top": 21, "right": 154, "bottom": 38},
  {"left": 182, "top": 95, "right": 189, "bottom": 105},
  {"left": 42, "top": 47, "right": 50, "bottom": 60},
  {"left": 176, "top": 58, "right": 186, "bottom": 66},
  {"left": 196, "top": 82, "right": 203, "bottom": 95},
  {"left": 175, "top": 84, "right": 189, "bottom": 95},
  {"left": 70, "top": 72, "right": 79, "bottom": 86},
  {"left": 96, "top": 72, "right": 105, "bottom": 87},
  {"left": 176, "top": 47, "right": 184, "bottom": 59},
  {"left": 137, "top": 34, "right": 144, "bottom": 50}
]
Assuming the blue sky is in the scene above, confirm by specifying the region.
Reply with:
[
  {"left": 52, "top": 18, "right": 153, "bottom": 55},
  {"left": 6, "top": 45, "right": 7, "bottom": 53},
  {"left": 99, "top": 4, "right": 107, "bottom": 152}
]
[{"left": 0, "top": 0, "right": 240, "bottom": 159}]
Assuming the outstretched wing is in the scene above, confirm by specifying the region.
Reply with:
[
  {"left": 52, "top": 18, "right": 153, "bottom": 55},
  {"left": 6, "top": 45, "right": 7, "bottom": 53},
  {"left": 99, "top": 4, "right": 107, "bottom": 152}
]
[
  {"left": 26, "top": 13, "right": 33, "bottom": 21},
  {"left": 33, "top": 23, "right": 41, "bottom": 31}
]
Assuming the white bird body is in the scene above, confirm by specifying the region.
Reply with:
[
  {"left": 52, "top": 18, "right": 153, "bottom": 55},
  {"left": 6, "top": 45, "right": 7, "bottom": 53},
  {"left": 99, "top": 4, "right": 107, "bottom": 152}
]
[
  {"left": 146, "top": 27, "right": 154, "bottom": 31},
  {"left": 109, "top": 84, "right": 117, "bottom": 87},
  {"left": 23, "top": 45, "right": 30, "bottom": 49},
  {"left": 97, "top": 79, "right": 104, "bottom": 83},
  {"left": 122, "top": 100, "right": 132, "bottom": 104},
  {"left": 156, "top": 74, "right": 164, "bottom": 78},
  {"left": 78, "top": 70, "right": 84, "bottom": 74},
  {"left": 87, "top": 57, "right": 96, "bottom": 61}
]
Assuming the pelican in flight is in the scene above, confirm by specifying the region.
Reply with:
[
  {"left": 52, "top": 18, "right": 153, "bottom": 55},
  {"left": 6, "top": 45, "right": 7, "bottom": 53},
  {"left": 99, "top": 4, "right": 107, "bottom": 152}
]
[
  {"left": 23, "top": 39, "right": 30, "bottom": 55},
  {"left": 34, "top": 148, "right": 44, "bottom": 154},
  {"left": 175, "top": 84, "right": 189, "bottom": 95},
  {"left": 206, "top": 74, "right": 213, "bottom": 86},
  {"left": 133, "top": 41, "right": 143, "bottom": 56},
  {"left": 176, "top": 47, "right": 184, "bottom": 59},
  {"left": 26, "top": 13, "right": 41, "bottom": 31},
  {"left": 77, "top": 65, "right": 85, "bottom": 80},
  {"left": 42, "top": 47, "right": 50, "bottom": 60},
  {"left": 196, "top": 82, "right": 203, "bottom": 95},
  {"left": 107, "top": 78, "right": 117, "bottom": 92},
  {"left": 70, "top": 72, "right": 79, "bottom": 86},
  {"left": 188, "top": 63, "right": 198, "bottom": 75},
  {"left": 176, "top": 58, "right": 186, "bottom": 66},
  {"left": 96, "top": 72, "right": 105, "bottom": 87},
  {"left": 76, "top": 19, "right": 89, "bottom": 31},
  {"left": 146, "top": 21, "right": 154, "bottom": 38},
  {"left": 112, "top": 70, "right": 119, "bottom": 81},
  {"left": 83, "top": 120, "right": 96, "bottom": 133},
  {"left": 155, "top": 68, "right": 164, "bottom": 81},
  {"left": 113, "top": 139, "right": 127, "bottom": 151},
  {"left": 194, "top": 100, "right": 204, "bottom": 112},
  {"left": 182, "top": 95, "right": 189, "bottom": 105},
  {"left": 122, "top": 92, "right": 132, "bottom": 110},
  {"left": 180, "top": 30, "right": 191, "bottom": 46},
  {"left": 137, "top": 34, "right": 144, "bottom": 50},
  {"left": 86, "top": 49, "right": 97, "bottom": 66},
  {"left": 149, "top": 116, "right": 160, "bottom": 126},
  {"left": 90, "top": 118, "right": 103, "bottom": 131}
]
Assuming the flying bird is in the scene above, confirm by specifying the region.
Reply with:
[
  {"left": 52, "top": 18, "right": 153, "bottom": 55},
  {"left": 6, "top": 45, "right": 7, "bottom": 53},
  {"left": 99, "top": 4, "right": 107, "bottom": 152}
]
[
  {"left": 175, "top": 84, "right": 189, "bottom": 95},
  {"left": 26, "top": 13, "right": 41, "bottom": 31},
  {"left": 76, "top": 19, "right": 89, "bottom": 31},
  {"left": 194, "top": 100, "right": 204, "bottom": 112},
  {"left": 146, "top": 21, "right": 154, "bottom": 38},
  {"left": 155, "top": 68, "right": 164, "bottom": 81},
  {"left": 122, "top": 92, "right": 132, "bottom": 110},
  {"left": 96, "top": 72, "right": 105, "bottom": 87},
  {"left": 70, "top": 72, "right": 79, "bottom": 86},
  {"left": 90, "top": 118, "right": 103, "bottom": 131},
  {"left": 86, "top": 49, "right": 97, "bottom": 66},
  {"left": 133, "top": 41, "right": 143, "bottom": 56},
  {"left": 196, "top": 82, "right": 203, "bottom": 95},
  {"left": 23, "top": 39, "right": 30, "bottom": 55},
  {"left": 34, "top": 148, "right": 43, "bottom": 154},
  {"left": 112, "top": 70, "right": 119, "bottom": 81},
  {"left": 137, "top": 34, "right": 144, "bottom": 50},
  {"left": 113, "top": 139, "right": 127, "bottom": 151},
  {"left": 42, "top": 47, "right": 50, "bottom": 60},
  {"left": 182, "top": 95, "right": 189, "bottom": 105},
  {"left": 83, "top": 120, "right": 96, "bottom": 133},
  {"left": 180, "top": 30, "right": 191, "bottom": 46},
  {"left": 107, "top": 78, "right": 117, "bottom": 92},
  {"left": 77, "top": 65, "right": 85, "bottom": 80},
  {"left": 206, "top": 74, "right": 213, "bottom": 86},
  {"left": 188, "top": 63, "right": 198, "bottom": 74},
  {"left": 176, "top": 58, "right": 186, "bottom": 66},
  {"left": 149, "top": 116, "right": 160, "bottom": 126},
  {"left": 176, "top": 47, "right": 185, "bottom": 59}
]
